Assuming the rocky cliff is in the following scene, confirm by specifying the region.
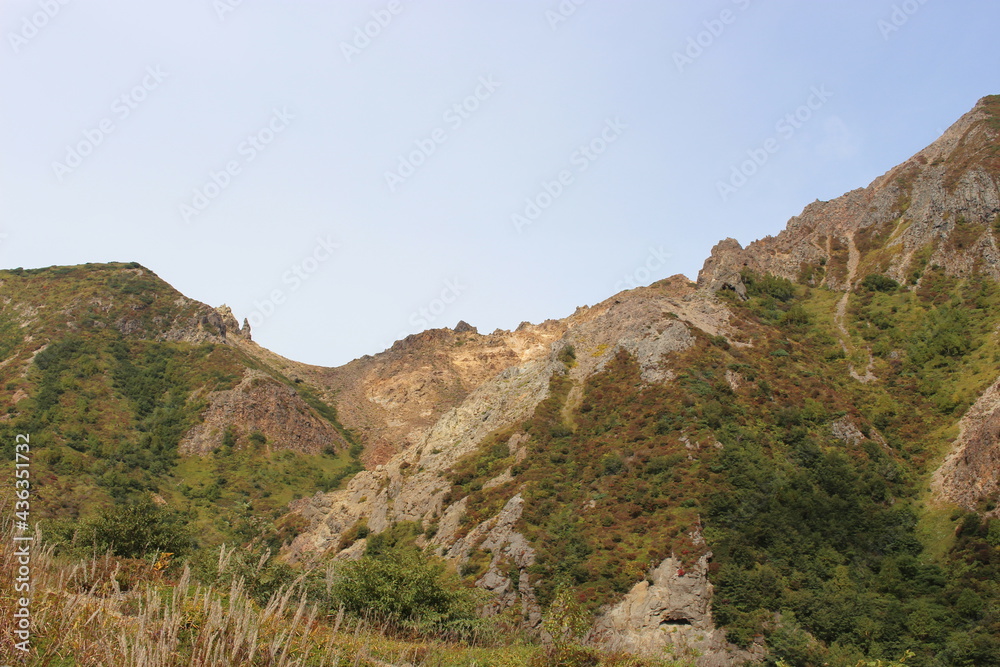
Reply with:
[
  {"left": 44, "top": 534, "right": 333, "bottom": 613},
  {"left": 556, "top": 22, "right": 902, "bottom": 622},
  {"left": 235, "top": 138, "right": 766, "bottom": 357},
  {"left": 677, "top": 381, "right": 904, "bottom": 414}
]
[
  {"left": 594, "top": 552, "right": 760, "bottom": 665},
  {"left": 698, "top": 95, "right": 1000, "bottom": 294},
  {"left": 934, "top": 375, "right": 1000, "bottom": 516},
  {"left": 312, "top": 321, "right": 566, "bottom": 467},
  {"left": 178, "top": 369, "right": 349, "bottom": 455}
]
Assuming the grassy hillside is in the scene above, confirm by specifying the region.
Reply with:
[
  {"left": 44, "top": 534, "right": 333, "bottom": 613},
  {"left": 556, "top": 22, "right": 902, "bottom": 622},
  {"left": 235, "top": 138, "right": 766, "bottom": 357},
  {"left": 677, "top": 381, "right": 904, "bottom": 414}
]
[
  {"left": 446, "top": 271, "right": 1000, "bottom": 665},
  {"left": 0, "top": 263, "right": 360, "bottom": 551}
]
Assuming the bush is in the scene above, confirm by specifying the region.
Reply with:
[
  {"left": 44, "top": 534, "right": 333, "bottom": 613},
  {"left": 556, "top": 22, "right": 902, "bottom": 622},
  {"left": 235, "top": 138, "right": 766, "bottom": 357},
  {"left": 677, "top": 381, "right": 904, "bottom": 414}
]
[
  {"left": 77, "top": 496, "right": 193, "bottom": 558},
  {"left": 861, "top": 274, "right": 900, "bottom": 293},
  {"left": 781, "top": 304, "right": 812, "bottom": 327},
  {"left": 600, "top": 452, "right": 624, "bottom": 476},
  {"left": 742, "top": 270, "right": 796, "bottom": 302},
  {"left": 558, "top": 345, "right": 577, "bottom": 367},
  {"left": 330, "top": 544, "right": 483, "bottom": 638},
  {"left": 190, "top": 542, "right": 295, "bottom": 604}
]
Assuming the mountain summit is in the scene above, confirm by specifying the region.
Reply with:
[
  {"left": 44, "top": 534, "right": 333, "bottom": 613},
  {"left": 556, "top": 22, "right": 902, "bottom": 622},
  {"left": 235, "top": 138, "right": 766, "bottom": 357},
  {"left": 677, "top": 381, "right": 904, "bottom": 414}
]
[{"left": 700, "top": 95, "right": 1000, "bottom": 294}]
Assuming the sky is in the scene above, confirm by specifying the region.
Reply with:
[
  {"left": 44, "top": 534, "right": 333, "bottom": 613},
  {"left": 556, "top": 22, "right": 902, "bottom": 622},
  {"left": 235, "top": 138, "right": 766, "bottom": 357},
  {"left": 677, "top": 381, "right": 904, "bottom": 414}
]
[{"left": 2, "top": 1, "right": 999, "bottom": 367}]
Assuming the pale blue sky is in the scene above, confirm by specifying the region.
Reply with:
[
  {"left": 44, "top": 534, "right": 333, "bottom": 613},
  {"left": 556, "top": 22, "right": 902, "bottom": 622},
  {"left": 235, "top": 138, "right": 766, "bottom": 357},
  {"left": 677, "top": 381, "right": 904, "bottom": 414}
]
[{"left": 2, "top": 1, "right": 998, "bottom": 366}]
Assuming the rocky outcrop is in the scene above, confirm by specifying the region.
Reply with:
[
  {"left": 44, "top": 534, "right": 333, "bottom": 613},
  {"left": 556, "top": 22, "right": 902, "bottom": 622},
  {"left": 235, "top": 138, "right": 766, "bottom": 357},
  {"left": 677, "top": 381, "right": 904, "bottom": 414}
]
[
  {"left": 446, "top": 494, "right": 542, "bottom": 627},
  {"left": 933, "top": 374, "right": 1000, "bottom": 516},
  {"left": 830, "top": 416, "right": 866, "bottom": 446},
  {"left": 153, "top": 302, "right": 253, "bottom": 344},
  {"left": 179, "top": 369, "right": 348, "bottom": 455},
  {"left": 698, "top": 238, "right": 749, "bottom": 299},
  {"left": 594, "top": 553, "right": 760, "bottom": 666},
  {"left": 215, "top": 304, "right": 252, "bottom": 340}
]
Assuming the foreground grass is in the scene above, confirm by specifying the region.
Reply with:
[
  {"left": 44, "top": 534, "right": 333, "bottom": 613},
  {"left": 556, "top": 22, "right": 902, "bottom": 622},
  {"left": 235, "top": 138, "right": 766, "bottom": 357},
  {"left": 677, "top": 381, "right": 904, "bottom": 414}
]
[{"left": 0, "top": 520, "right": 689, "bottom": 667}]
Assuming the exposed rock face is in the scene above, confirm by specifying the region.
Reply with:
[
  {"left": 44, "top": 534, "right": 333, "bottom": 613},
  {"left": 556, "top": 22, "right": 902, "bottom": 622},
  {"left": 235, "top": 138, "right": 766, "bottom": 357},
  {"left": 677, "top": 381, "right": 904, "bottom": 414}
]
[
  {"left": 284, "top": 279, "right": 737, "bottom": 559},
  {"left": 214, "top": 304, "right": 252, "bottom": 341},
  {"left": 595, "top": 554, "right": 759, "bottom": 666},
  {"left": 286, "top": 351, "right": 562, "bottom": 558},
  {"left": 698, "top": 238, "right": 749, "bottom": 299},
  {"left": 446, "top": 494, "right": 542, "bottom": 627},
  {"left": 155, "top": 301, "right": 231, "bottom": 344},
  {"left": 698, "top": 96, "right": 1000, "bottom": 293},
  {"left": 934, "top": 374, "right": 1000, "bottom": 516},
  {"left": 178, "top": 369, "right": 348, "bottom": 455},
  {"left": 830, "top": 416, "right": 866, "bottom": 446},
  {"left": 310, "top": 322, "right": 566, "bottom": 467},
  {"left": 166, "top": 302, "right": 253, "bottom": 344}
]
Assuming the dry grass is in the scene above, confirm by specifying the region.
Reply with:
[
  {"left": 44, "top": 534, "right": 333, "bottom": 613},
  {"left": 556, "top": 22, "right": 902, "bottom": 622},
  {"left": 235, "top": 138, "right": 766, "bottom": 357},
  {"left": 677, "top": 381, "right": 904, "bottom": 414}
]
[
  {"left": 0, "top": 520, "right": 352, "bottom": 666},
  {"left": 0, "top": 517, "right": 687, "bottom": 667}
]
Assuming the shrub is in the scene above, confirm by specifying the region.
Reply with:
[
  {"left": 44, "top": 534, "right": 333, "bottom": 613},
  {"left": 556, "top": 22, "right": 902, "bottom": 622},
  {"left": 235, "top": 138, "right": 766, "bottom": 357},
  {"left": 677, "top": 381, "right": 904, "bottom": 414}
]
[
  {"left": 780, "top": 304, "right": 812, "bottom": 327},
  {"left": 742, "top": 270, "right": 796, "bottom": 302},
  {"left": 330, "top": 544, "right": 483, "bottom": 638},
  {"left": 861, "top": 274, "right": 900, "bottom": 293},
  {"left": 600, "top": 452, "right": 624, "bottom": 476},
  {"left": 558, "top": 344, "right": 577, "bottom": 366},
  {"left": 221, "top": 425, "right": 238, "bottom": 449},
  {"left": 77, "top": 496, "right": 193, "bottom": 558}
]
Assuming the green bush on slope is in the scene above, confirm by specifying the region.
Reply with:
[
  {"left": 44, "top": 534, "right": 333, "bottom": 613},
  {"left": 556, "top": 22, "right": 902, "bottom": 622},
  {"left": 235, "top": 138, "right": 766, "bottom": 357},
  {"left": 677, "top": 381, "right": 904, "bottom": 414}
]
[{"left": 328, "top": 540, "right": 484, "bottom": 640}]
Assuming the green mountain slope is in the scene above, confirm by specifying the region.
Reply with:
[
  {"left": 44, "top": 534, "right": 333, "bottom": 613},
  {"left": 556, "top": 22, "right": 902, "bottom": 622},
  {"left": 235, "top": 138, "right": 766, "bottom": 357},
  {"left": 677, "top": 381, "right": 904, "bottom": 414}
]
[
  {"left": 446, "top": 271, "right": 1000, "bottom": 664},
  {"left": 0, "top": 263, "right": 359, "bottom": 548}
]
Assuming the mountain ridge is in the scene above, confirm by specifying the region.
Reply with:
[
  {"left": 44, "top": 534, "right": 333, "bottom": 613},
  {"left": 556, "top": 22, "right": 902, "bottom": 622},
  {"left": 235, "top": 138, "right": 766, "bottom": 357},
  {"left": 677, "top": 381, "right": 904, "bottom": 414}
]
[
  {"left": 698, "top": 95, "right": 1000, "bottom": 296},
  {"left": 4, "top": 94, "right": 1000, "bottom": 665}
]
